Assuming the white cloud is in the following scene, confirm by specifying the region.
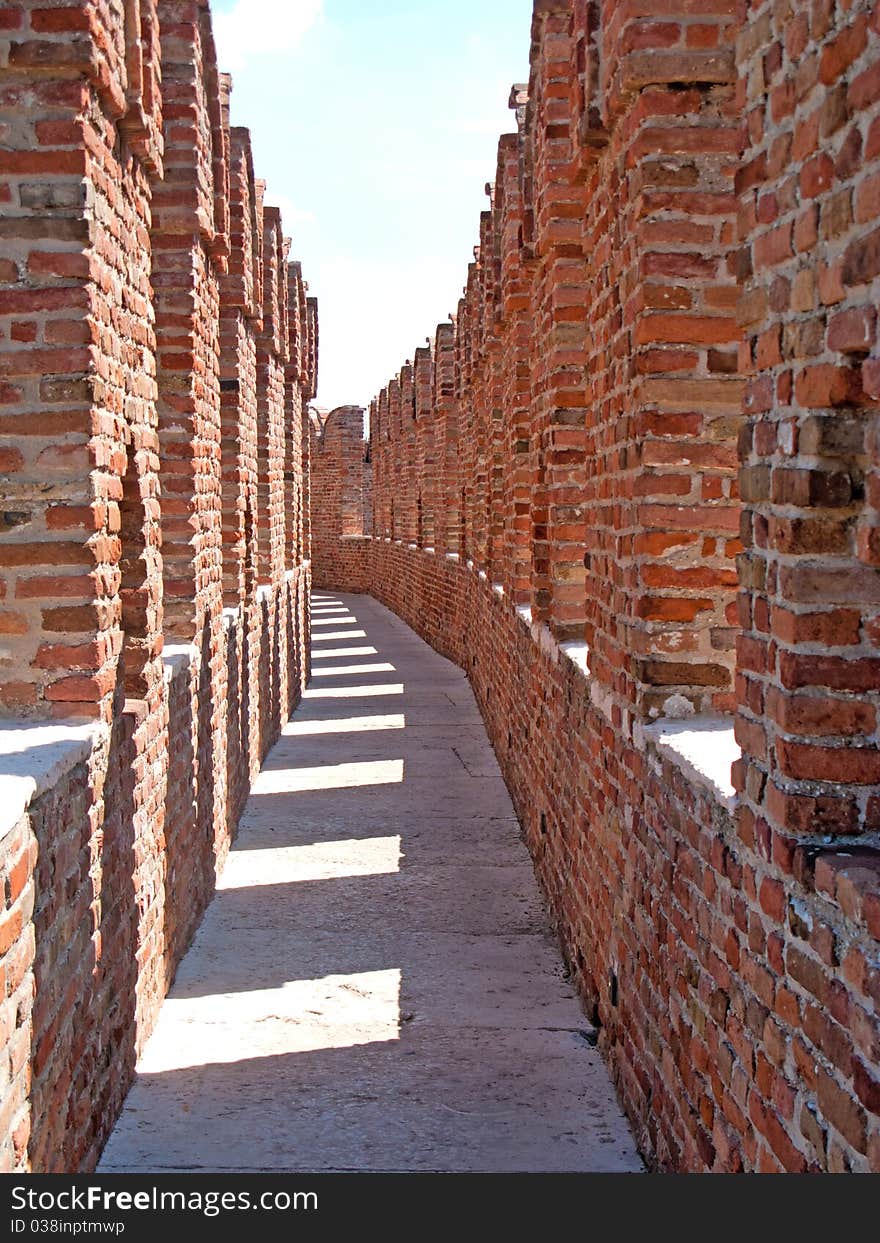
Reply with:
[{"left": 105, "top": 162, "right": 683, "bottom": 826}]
[
  {"left": 312, "top": 254, "right": 461, "bottom": 412},
  {"left": 214, "top": 0, "right": 323, "bottom": 72},
  {"left": 265, "top": 192, "right": 316, "bottom": 236},
  {"left": 449, "top": 117, "right": 508, "bottom": 137}
]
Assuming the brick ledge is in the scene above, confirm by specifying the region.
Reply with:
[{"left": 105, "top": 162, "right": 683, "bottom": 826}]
[{"left": 0, "top": 720, "right": 105, "bottom": 842}]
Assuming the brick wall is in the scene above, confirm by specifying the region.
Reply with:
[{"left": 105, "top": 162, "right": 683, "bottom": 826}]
[
  {"left": 0, "top": 0, "right": 316, "bottom": 1171},
  {"left": 735, "top": 2, "right": 880, "bottom": 841},
  {"left": 311, "top": 0, "right": 880, "bottom": 1174}
]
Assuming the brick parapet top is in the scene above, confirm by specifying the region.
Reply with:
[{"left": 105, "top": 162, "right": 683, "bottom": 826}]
[
  {"left": 642, "top": 717, "right": 740, "bottom": 810},
  {"left": 0, "top": 719, "right": 106, "bottom": 845}
]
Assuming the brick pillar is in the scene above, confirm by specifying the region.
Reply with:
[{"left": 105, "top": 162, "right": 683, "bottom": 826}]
[
  {"left": 390, "top": 377, "right": 404, "bottom": 541},
  {"left": 302, "top": 291, "right": 318, "bottom": 566},
  {"left": 0, "top": 1, "right": 165, "bottom": 717},
  {"left": 375, "top": 388, "right": 392, "bottom": 539},
  {"left": 456, "top": 292, "right": 474, "bottom": 561},
  {"left": 526, "top": 3, "right": 590, "bottom": 643},
  {"left": 219, "top": 127, "right": 260, "bottom": 610},
  {"left": 152, "top": 1, "right": 229, "bottom": 639},
  {"left": 470, "top": 227, "right": 491, "bottom": 575},
  {"left": 432, "top": 322, "right": 459, "bottom": 557},
  {"left": 476, "top": 193, "right": 506, "bottom": 583},
  {"left": 366, "top": 398, "right": 379, "bottom": 539},
  {"left": 286, "top": 262, "right": 310, "bottom": 571},
  {"left": 735, "top": 0, "right": 880, "bottom": 841},
  {"left": 255, "top": 207, "right": 288, "bottom": 585},
  {"left": 579, "top": 1, "right": 742, "bottom": 718},
  {"left": 492, "top": 115, "right": 533, "bottom": 603},
  {"left": 302, "top": 406, "right": 313, "bottom": 564},
  {"left": 398, "top": 361, "right": 417, "bottom": 545},
  {"left": 414, "top": 345, "right": 436, "bottom": 548}
]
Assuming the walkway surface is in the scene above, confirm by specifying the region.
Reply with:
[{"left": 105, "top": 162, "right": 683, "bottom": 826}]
[{"left": 99, "top": 593, "right": 642, "bottom": 1173}]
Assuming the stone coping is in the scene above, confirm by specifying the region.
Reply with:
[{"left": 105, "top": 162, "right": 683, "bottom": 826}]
[
  {"left": 0, "top": 571, "right": 314, "bottom": 843},
  {"left": 642, "top": 716, "right": 739, "bottom": 809},
  {"left": 0, "top": 719, "right": 104, "bottom": 843},
  {"left": 163, "top": 644, "right": 197, "bottom": 683},
  {"left": 559, "top": 639, "right": 590, "bottom": 676}
]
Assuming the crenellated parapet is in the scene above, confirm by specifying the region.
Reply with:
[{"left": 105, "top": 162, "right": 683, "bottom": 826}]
[
  {"left": 0, "top": 0, "right": 316, "bottom": 1172},
  {"left": 311, "top": 0, "right": 880, "bottom": 1177},
  {"left": 362, "top": 1, "right": 742, "bottom": 719}
]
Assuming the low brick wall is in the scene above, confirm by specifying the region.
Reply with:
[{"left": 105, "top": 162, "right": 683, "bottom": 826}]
[{"left": 309, "top": 535, "right": 372, "bottom": 595}]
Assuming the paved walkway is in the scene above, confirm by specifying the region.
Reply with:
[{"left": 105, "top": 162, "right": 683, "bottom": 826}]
[{"left": 99, "top": 593, "right": 641, "bottom": 1173}]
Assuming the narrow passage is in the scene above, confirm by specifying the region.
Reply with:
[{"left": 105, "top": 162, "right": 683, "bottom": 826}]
[{"left": 100, "top": 594, "right": 642, "bottom": 1173}]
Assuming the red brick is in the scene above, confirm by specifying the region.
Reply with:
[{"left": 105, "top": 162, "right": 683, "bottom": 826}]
[{"left": 0, "top": 0, "right": 315, "bottom": 1176}]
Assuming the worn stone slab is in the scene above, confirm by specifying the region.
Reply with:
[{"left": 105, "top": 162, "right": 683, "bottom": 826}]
[
  {"left": 231, "top": 812, "right": 528, "bottom": 866},
  {"left": 244, "top": 776, "right": 517, "bottom": 824},
  {"left": 161, "top": 928, "right": 587, "bottom": 1031},
  {"left": 194, "top": 866, "right": 548, "bottom": 936},
  {"left": 261, "top": 725, "right": 502, "bottom": 777},
  {"left": 99, "top": 1028, "right": 641, "bottom": 1174}
]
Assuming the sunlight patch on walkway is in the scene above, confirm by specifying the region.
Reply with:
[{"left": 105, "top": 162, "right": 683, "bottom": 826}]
[
  {"left": 136, "top": 970, "right": 402, "bottom": 1072},
  {"left": 310, "top": 646, "right": 379, "bottom": 659},
  {"left": 282, "top": 714, "right": 405, "bottom": 738},
  {"left": 311, "top": 662, "right": 396, "bottom": 677},
  {"left": 312, "top": 616, "right": 358, "bottom": 627},
  {"left": 217, "top": 837, "right": 402, "bottom": 889},
  {"left": 251, "top": 759, "right": 404, "bottom": 795},
  {"left": 302, "top": 683, "right": 404, "bottom": 700},
  {"left": 310, "top": 628, "right": 368, "bottom": 641}
]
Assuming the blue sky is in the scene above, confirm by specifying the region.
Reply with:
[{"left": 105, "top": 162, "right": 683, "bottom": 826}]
[{"left": 212, "top": 0, "right": 533, "bottom": 410}]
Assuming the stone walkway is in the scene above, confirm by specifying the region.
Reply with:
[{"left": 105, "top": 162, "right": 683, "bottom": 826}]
[{"left": 99, "top": 593, "right": 641, "bottom": 1173}]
